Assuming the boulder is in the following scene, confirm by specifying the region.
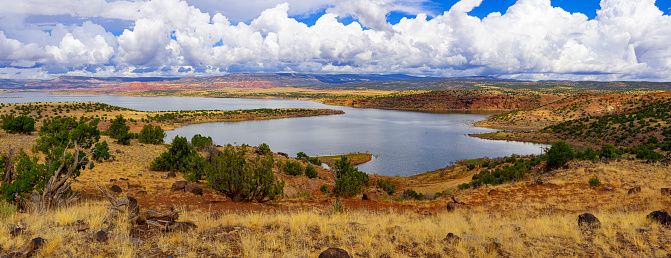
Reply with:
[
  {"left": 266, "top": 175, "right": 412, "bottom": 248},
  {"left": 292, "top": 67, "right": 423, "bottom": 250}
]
[
  {"left": 185, "top": 183, "right": 203, "bottom": 196},
  {"left": 628, "top": 186, "right": 641, "bottom": 195},
  {"left": 170, "top": 181, "right": 188, "bottom": 192},
  {"left": 109, "top": 185, "right": 123, "bottom": 193},
  {"left": 443, "top": 233, "right": 460, "bottom": 244},
  {"left": 26, "top": 237, "right": 46, "bottom": 253},
  {"left": 647, "top": 210, "right": 671, "bottom": 226},
  {"left": 10, "top": 228, "right": 23, "bottom": 237},
  {"left": 362, "top": 191, "right": 379, "bottom": 201},
  {"left": 232, "top": 194, "right": 244, "bottom": 202},
  {"left": 95, "top": 230, "right": 108, "bottom": 242},
  {"left": 319, "top": 248, "right": 351, "bottom": 258},
  {"left": 74, "top": 220, "right": 90, "bottom": 232},
  {"left": 578, "top": 213, "right": 601, "bottom": 228},
  {"left": 167, "top": 172, "right": 177, "bottom": 178},
  {"left": 662, "top": 188, "right": 671, "bottom": 196}
]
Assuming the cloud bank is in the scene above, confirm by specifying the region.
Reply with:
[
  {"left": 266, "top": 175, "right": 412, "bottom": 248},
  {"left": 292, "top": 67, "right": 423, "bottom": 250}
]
[{"left": 0, "top": 0, "right": 670, "bottom": 81}]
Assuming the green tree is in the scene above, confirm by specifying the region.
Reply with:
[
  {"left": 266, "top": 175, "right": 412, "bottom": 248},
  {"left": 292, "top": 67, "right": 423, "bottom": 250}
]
[
  {"left": 333, "top": 157, "right": 369, "bottom": 197},
  {"left": 190, "top": 134, "right": 213, "bottom": 150},
  {"left": 282, "top": 160, "right": 303, "bottom": 176},
  {"left": 1, "top": 115, "right": 35, "bottom": 134},
  {"left": 600, "top": 144, "right": 620, "bottom": 159},
  {"left": 108, "top": 115, "right": 131, "bottom": 145},
  {"left": 206, "top": 145, "right": 284, "bottom": 202},
  {"left": 546, "top": 141, "right": 574, "bottom": 169},
  {"left": 304, "top": 165, "right": 318, "bottom": 179},
  {"left": 150, "top": 136, "right": 204, "bottom": 181},
  {"left": 11, "top": 117, "right": 110, "bottom": 212},
  {"left": 138, "top": 124, "right": 165, "bottom": 144}
]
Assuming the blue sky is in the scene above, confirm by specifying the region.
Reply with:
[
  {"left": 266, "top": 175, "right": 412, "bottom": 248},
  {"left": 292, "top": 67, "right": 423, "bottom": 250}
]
[{"left": 0, "top": 0, "right": 670, "bottom": 81}]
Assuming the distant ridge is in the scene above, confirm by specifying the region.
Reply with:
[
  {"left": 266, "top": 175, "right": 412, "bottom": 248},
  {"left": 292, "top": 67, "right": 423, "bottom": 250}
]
[{"left": 1, "top": 73, "right": 671, "bottom": 91}]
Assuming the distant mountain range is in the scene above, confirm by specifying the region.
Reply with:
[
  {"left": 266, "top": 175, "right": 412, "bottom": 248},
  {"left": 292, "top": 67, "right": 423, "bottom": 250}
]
[
  {"left": 0, "top": 73, "right": 429, "bottom": 90},
  {"left": 1, "top": 73, "right": 671, "bottom": 91}
]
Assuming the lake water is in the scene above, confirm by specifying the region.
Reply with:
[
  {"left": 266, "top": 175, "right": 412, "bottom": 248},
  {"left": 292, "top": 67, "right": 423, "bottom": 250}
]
[{"left": 0, "top": 92, "right": 547, "bottom": 176}]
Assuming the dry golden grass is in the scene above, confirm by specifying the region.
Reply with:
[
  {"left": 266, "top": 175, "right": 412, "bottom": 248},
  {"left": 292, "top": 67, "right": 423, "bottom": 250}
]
[{"left": 2, "top": 197, "right": 671, "bottom": 257}]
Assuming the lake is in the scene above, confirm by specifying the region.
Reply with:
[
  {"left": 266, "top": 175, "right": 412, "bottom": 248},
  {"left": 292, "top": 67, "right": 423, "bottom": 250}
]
[{"left": 0, "top": 92, "right": 548, "bottom": 176}]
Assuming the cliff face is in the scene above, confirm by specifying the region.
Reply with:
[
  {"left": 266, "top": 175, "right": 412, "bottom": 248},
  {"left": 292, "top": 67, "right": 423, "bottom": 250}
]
[{"left": 323, "top": 91, "right": 560, "bottom": 111}]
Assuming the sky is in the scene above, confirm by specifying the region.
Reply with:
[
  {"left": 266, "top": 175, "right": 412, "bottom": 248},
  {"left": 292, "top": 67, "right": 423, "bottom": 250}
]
[{"left": 0, "top": 0, "right": 670, "bottom": 81}]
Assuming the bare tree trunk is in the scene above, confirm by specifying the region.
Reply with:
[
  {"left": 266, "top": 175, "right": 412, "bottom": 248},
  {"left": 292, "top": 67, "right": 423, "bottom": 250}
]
[{"left": 16, "top": 140, "right": 90, "bottom": 213}]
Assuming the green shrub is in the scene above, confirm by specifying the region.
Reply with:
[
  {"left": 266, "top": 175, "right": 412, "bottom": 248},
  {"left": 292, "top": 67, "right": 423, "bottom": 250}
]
[
  {"left": 401, "top": 189, "right": 425, "bottom": 200},
  {"left": 588, "top": 176, "right": 601, "bottom": 187},
  {"left": 205, "top": 144, "right": 284, "bottom": 202},
  {"left": 258, "top": 143, "right": 271, "bottom": 155},
  {"left": 546, "top": 141, "right": 574, "bottom": 168},
  {"left": 282, "top": 160, "right": 303, "bottom": 176},
  {"left": 333, "top": 157, "right": 369, "bottom": 197},
  {"left": 108, "top": 115, "right": 131, "bottom": 145},
  {"left": 600, "top": 144, "right": 620, "bottom": 159},
  {"left": 1, "top": 115, "right": 35, "bottom": 134},
  {"left": 150, "top": 136, "right": 205, "bottom": 181},
  {"left": 466, "top": 163, "right": 476, "bottom": 170},
  {"left": 191, "top": 134, "right": 213, "bottom": 150},
  {"left": 138, "top": 124, "right": 165, "bottom": 144},
  {"left": 377, "top": 179, "right": 396, "bottom": 195},
  {"left": 304, "top": 165, "right": 318, "bottom": 179},
  {"left": 458, "top": 183, "right": 470, "bottom": 190},
  {"left": 0, "top": 150, "right": 49, "bottom": 200},
  {"left": 320, "top": 185, "right": 330, "bottom": 194}
]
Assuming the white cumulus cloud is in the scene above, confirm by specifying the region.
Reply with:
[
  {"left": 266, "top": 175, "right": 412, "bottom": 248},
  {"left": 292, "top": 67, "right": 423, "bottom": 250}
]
[{"left": 0, "top": 0, "right": 670, "bottom": 81}]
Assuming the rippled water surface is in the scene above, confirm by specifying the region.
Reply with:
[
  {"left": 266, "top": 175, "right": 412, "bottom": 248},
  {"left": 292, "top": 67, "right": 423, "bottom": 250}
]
[{"left": 1, "top": 92, "right": 547, "bottom": 176}]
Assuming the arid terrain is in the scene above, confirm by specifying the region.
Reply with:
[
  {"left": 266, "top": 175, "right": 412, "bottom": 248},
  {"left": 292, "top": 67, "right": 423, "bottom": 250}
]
[{"left": 2, "top": 85, "right": 671, "bottom": 257}]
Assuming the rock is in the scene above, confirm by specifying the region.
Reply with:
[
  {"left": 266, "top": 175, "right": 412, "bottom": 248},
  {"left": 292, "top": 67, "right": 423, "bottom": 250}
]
[
  {"left": 170, "top": 181, "right": 188, "bottom": 192},
  {"left": 662, "top": 188, "right": 671, "bottom": 196},
  {"left": 232, "top": 194, "right": 244, "bottom": 202},
  {"left": 578, "top": 213, "right": 601, "bottom": 228},
  {"left": 444, "top": 233, "right": 460, "bottom": 244},
  {"left": 319, "top": 247, "right": 351, "bottom": 258},
  {"left": 115, "top": 149, "right": 123, "bottom": 154},
  {"left": 127, "top": 183, "right": 144, "bottom": 190},
  {"left": 485, "top": 242, "right": 502, "bottom": 253},
  {"left": 26, "top": 237, "right": 46, "bottom": 252},
  {"left": 167, "top": 172, "right": 176, "bottom": 178},
  {"left": 11, "top": 222, "right": 26, "bottom": 232},
  {"left": 628, "top": 186, "right": 641, "bottom": 195},
  {"left": 185, "top": 183, "right": 203, "bottom": 196},
  {"left": 603, "top": 186, "right": 613, "bottom": 191},
  {"left": 362, "top": 191, "right": 379, "bottom": 201},
  {"left": 10, "top": 228, "right": 23, "bottom": 237},
  {"left": 109, "top": 185, "right": 123, "bottom": 193},
  {"left": 488, "top": 189, "right": 496, "bottom": 195},
  {"left": 96, "top": 230, "right": 108, "bottom": 242},
  {"left": 647, "top": 210, "right": 671, "bottom": 225},
  {"left": 109, "top": 179, "right": 117, "bottom": 182},
  {"left": 74, "top": 220, "right": 89, "bottom": 232}
]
